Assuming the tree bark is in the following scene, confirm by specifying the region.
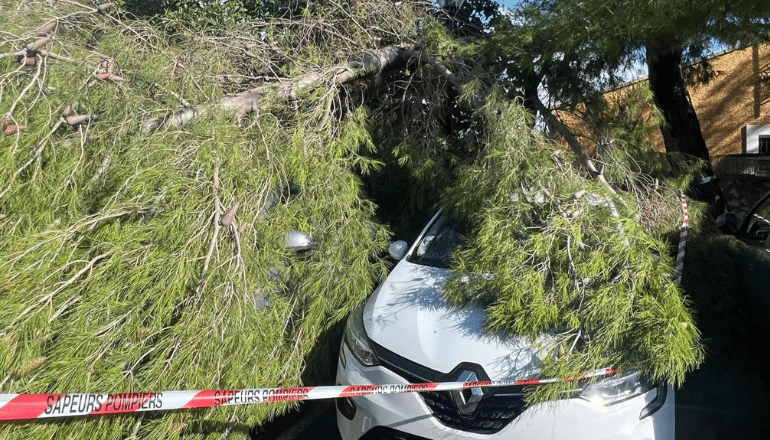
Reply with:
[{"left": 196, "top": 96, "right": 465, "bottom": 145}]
[
  {"left": 144, "top": 45, "right": 416, "bottom": 132},
  {"left": 646, "top": 41, "right": 710, "bottom": 161},
  {"left": 646, "top": 41, "right": 726, "bottom": 216},
  {"left": 525, "top": 89, "right": 616, "bottom": 194}
]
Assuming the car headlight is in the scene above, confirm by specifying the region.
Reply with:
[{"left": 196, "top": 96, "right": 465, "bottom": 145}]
[
  {"left": 343, "top": 303, "right": 380, "bottom": 367},
  {"left": 579, "top": 370, "right": 653, "bottom": 407}
]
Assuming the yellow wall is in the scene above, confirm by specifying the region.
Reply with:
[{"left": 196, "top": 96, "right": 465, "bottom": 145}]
[
  {"left": 558, "top": 43, "right": 770, "bottom": 156},
  {"left": 689, "top": 44, "right": 770, "bottom": 156}
]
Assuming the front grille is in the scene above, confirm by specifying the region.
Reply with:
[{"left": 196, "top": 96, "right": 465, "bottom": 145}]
[
  {"left": 421, "top": 387, "right": 525, "bottom": 432},
  {"left": 370, "top": 341, "right": 527, "bottom": 434},
  {"left": 360, "top": 426, "right": 430, "bottom": 440}
]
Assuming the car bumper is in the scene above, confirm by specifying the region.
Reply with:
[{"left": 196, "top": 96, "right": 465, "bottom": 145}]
[{"left": 336, "top": 344, "right": 675, "bottom": 440}]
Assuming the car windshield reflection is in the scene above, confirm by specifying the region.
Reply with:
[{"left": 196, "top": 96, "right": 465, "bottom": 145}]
[{"left": 407, "top": 214, "right": 467, "bottom": 269}]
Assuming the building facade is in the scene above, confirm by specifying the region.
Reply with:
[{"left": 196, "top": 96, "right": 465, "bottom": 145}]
[
  {"left": 563, "top": 43, "right": 770, "bottom": 157},
  {"left": 686, "top": 43, "right": 770, "bottom": 157}
]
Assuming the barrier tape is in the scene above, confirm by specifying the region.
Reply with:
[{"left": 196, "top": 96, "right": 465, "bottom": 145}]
[
  {"left": 675, "top": 191, "right": 689, "bottom": 285},
  {"left": 3, "top": 178, "right": 702, "bottom": 422},
  {"left": 0, "top": 368, "right": 617, "bottom": 421}
]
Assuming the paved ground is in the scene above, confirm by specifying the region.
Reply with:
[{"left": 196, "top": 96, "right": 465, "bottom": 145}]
[
  {"left": 676, "top": 357, "right": 770, "bottom": 440},
  {"left": 676, "top": 250, "right": 770, "bottom": 440}
]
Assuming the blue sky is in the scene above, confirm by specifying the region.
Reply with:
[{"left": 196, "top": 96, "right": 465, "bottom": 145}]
[
  {"left": 491, "top": 0, "right": 648, "bottom": 82},
  {"left": 497, "top": 0, "right": 522, "bottom": 9}
]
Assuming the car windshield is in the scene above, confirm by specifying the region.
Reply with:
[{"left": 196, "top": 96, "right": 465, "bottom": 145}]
[{"left": 407, "top": 214, "right": 466, "bottom": 269}]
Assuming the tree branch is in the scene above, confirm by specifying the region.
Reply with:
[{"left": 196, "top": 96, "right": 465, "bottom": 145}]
[
  {"left": 194, "top": 167, "right": 222, "bottom": 300},
  {"left": 153, "top": 45, "right": 416, "bottom": 131},
  {"left": 408, "top": 49, "right": 615, "bottom": 194},
  {"left": 405, "top": 49, "right": 486, "bottom": 109},
  {"left": 0, "top": 250, "right": 115, "bottom": 337},
  {"left": 526, "top": 89, "right": 616, "bottom": 194}
]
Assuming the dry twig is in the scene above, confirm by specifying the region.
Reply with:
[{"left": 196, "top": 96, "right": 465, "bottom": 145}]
[{"left": 0, "top": 250, "right": 115, "bottom": 337}]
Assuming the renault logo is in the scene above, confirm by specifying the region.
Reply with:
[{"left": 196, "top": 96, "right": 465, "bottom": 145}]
[{"left": 450, "top": 370, "right": 484, "bottom": 415}]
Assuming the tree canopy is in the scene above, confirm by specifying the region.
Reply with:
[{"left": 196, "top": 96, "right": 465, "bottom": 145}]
[
  {"left": 1, "top": 1, "right": 404, "bottom": 437},
  {"left": 494, "top": 0, "right": 770, "bottom": 159},
  {"left": 3, "top": 0, "right": 758, "bottom": 437}
]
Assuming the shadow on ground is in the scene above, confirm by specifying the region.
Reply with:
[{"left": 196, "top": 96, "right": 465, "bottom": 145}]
[{"left": 677, "top": 236, "right": 770, "bottom": 440}]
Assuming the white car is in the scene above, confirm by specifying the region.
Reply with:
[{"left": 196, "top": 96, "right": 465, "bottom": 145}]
[{"left": 335, "top": 210, "right": 674, "bottom": 440}]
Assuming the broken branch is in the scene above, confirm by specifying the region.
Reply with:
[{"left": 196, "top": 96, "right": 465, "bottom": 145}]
[{"left": 526, "top": 89, "right": 616, "bottom": 194}]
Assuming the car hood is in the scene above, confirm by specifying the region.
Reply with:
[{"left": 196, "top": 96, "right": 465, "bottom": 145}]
[{"left": 364, "top": 260, "right": 544, "bottom": 381}]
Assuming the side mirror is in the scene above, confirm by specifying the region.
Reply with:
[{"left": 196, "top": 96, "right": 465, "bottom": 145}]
[
  {"left": 285, "top": 230, "right": 313, "bottom": 252},
  {"left": 388, "top": 240, "right": 408, "bottom": 260},
  {"left": 716, "top": 212, "right": 740, "bottom": 235}
]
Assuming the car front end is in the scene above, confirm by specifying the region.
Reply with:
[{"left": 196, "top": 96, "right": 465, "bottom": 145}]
[
  {"left": 336, "top": 211, "right": 675, "bottom": 440},
  {"left": 336, "top": 281, "right": 674, "bottom": 440}
]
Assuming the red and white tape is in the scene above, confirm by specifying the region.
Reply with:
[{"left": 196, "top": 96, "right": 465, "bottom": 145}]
[
  {"left": 0, "top": 368, "right": 617, "bottom": 421},
  {"left": 675, "top": 191, "right": 689, "bottom": 285}
]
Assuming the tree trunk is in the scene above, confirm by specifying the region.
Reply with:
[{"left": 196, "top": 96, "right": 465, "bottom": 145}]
[
  {"left": 646, "top": 41, "right": 726, "bottom": 216},
  {"left": 525, "top": 89, "right": 616, "bottom": 194},
  {"left": 646, "top": 41, "right": 710, "bottom": 161}
]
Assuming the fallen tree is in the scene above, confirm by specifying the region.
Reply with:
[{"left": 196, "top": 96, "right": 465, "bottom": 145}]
[
  {"left": 1, "top": 1, "right": 704, "bottom": 438},
  {"left": 0, "top": 1, "right": 422, "bottom": 438}
]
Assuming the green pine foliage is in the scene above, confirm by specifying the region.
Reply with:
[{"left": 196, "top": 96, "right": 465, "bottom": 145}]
[
  {"left": 0, "top": 2, "right": 392, "bottom": 438},
  {"left": 577, "top": 84, "right": 710, "bottom": 235},
  {"left": 115, "top": 0, "right": 302, "bottom": 24},
  {"left": 441, "top": 93, "right": 704, "bottom": 402},
  {"left": 1, "top": 0, "right": 715, "bottom": 436}
]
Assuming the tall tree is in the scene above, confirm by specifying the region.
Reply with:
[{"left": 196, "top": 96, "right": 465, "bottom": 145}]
[
  {"left": 492, "top": 0, "right": 769, "bottom": 217},
  {"left": 635, "top": 0, "right": 770, "bottom": 161},
  {"left": 509, "top": 0, "right": 770, "bottom": 160},
  {"left": 646, "top": 39, "right": 709, "bottom": 158}
]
